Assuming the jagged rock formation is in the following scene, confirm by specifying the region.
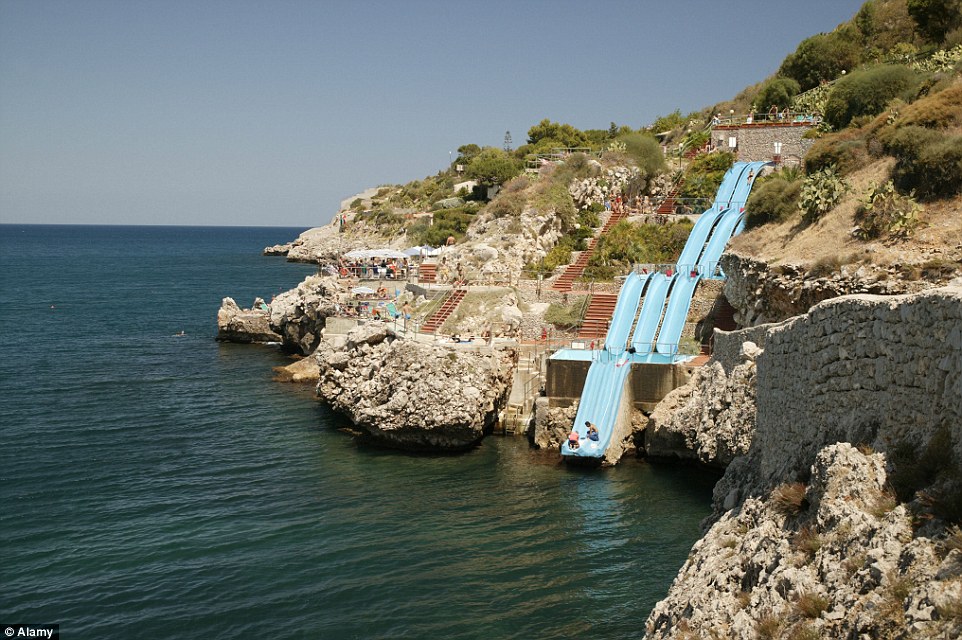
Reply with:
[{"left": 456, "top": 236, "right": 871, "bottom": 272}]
[
  {"left": 315, "top": 324, "right": 517, "bottom": 451},
  {"left": 648, "top": 443, "right": 962, "bottom": 639},
  {"left": 268, "top": 275, "right": 342, "bottom": 354},
  {"left": 644, "top": 285, "right": 962, "bottom": 639},
  {"left": 531, "top": 398, "right": 578, "bottom": 451},
  {"left": 216, "top": 297, "right": 281, "bottom": 343},
  {"left": 645, "top": 344, "right": 758, "bottom": 469},
  {"left": 721, "top": 251, "right": 935, "bottom": 327}
]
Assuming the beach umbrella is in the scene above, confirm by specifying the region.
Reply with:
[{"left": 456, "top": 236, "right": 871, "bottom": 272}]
[
  {"left": 344, "top": 249, "right": 371, "bottom": 260},
  {"left": 351, "top": 286, "right": 376, "bottom": 295},
  {"left": 402, "top": 246, "right": 423, "bottom": 256}
]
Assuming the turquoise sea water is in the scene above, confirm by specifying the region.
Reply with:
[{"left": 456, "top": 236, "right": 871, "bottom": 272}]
[{"left": 0, "top": 225, "right": 717, "bottom": 639}]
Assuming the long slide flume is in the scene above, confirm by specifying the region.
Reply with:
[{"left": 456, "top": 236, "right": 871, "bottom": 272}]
[{"left": 562, "top": 161, "right": 770, "bottom": 460}]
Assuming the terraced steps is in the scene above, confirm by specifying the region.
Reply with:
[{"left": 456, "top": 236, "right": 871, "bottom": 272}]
[
  {"left": 420, "top": 288, "right": 466, "bottom": 333},
  {"left": 576, "top": 293, "right": 619, "bottom": 340}
]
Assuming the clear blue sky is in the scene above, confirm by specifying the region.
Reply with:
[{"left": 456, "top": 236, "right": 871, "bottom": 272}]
[{"left": 0, "top": 0, "right": 866, "bottom": 227}]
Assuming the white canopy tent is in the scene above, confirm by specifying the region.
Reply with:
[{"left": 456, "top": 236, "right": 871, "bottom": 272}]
[{"left": 343, "top": 248, "right": 408, "bottom": 260}]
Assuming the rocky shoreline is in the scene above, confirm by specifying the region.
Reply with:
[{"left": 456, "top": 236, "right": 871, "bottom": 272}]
[
  {"left": 644, "top": 285, "right": 962, "bottom": 639},
  {"left": 220, "top": 214, "right": 962, "bottom": 638}
]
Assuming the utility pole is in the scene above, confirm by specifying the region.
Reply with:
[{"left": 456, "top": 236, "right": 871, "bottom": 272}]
[{"left": 503, "top": 131, "right": 512, "bottom": 152}]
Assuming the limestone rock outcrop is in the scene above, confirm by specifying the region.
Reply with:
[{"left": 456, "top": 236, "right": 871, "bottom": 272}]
[
  {"left": 645, "top": 345, "right": 757, "bottom": 469},
  {"left": 216, "top": 297, "right": 281, "bottom": 343},
  {"left": 647, "top": 443, "right": 962, "bottom": 640},
  {"left": 644, "top": 285, "right": 962, "bottom": 639},
  {"left": 531, "top": 398, "right": 578, "bottom": 451},
  {"left": 316, "top": 324, "right": 517, "bottom": 451},
  {"left": 721, "top": 251, "right": 934, "bottom": 327},
  {"left": 268, "top": 275, "right": 342, "bottom": 354}
]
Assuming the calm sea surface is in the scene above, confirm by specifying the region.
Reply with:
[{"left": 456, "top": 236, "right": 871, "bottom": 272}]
[{"left": 0, "top": 225, "right": 716, "bottom": 639}]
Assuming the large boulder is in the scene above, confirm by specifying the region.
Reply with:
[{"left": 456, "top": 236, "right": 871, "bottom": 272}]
[
  {"left": 268, "top": 275, "right": 342, "bottom": 354},
  {"left": 316, "top": 327, "right": 517, "bottom": 451},
  {"left": 216, "top": 297, "right": 282, "bottom": 343}
]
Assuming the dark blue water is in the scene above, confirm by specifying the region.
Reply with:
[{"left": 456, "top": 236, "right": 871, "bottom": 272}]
[{"left": 0, "top": 225, "right": 715, "bottom": 639}]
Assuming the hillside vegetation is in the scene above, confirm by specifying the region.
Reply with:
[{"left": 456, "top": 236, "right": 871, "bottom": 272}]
[{"left": 334, "top": 0, "right": 960, "bottom": 287}]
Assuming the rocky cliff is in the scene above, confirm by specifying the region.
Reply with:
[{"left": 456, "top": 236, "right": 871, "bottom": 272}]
[
  {"left": 216, "top": 297, "right": 281, "bottom": 344},
  {"left": 216, "top": 275, "right": 341, "bottom": 355},
  {"left": 720, "top": 251, "right": 934, "bottom": 327},
  {"left": 267, "top": 275, "right": 342, "bottom": 354},
  {"left": 315, "top": 324, "right": 517, "bottom": 451},
  {"left": 645, "top": 285, "right": 962, "bottom": 639}
]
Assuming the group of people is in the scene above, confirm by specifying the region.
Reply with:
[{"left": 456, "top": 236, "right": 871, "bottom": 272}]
[
  {"left": 566, "top": 421, "right": 600, "bottom": 450},
  {"left": 604, "top": 194, "right": 656, "bottom": 216},
  {"left": 338, "top": 258, "right": 410, "bottom": 280}
]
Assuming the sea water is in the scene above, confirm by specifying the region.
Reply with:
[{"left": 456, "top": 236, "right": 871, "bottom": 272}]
[{"left": 0, "top": 225, "right": 717, "bottom": 639}]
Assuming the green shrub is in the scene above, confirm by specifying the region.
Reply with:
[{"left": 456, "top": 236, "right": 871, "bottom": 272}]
[
  {"left": 487, "top": 190, "right": 526, "bottom": 218},
  {"left": 531, "top": 181, "right": 577, "bottom": 226},
  {"left": 824, "top": 65, "right": 924, "bottom": 129},
  {"left": 854, "top": 181, "right": 921, "bottom": 239},
  {"left": 755, "top": 77, "right": 802, "bottom": 112},
  {"left": 744, "top": 177, "right": 802, "bottom": 228},
  {"left": 898, "top": 84, "right": 962, "bottom": 128},
  {"left": 779, "top": 31, "right": 862, "bottom": 91},
  {"left": 894, "top": 135, "right": 962, "bottom": 200},
  {"left": 680, "top": 151, "right": 735, "bottom": 200},
  {"left": 589, "top": 219, "right": 693, "bottom": 271},
  {"left": 798, "top": 167, "right": 848, "bottom": 223},
  {"left": 543, "top": 297, "right": 586, "bottom": 329},
  {"left": 617, "top": 132, "right": 667, "bottom": 176},
  {"left": 408, "top": 209, "right": 474, "bottom": 246},
  {"left": 804, "top": 134, "right": 868, "bottom": 176},
  {"left": 881, "top": 124, "right": 943, "bottom": 158}
]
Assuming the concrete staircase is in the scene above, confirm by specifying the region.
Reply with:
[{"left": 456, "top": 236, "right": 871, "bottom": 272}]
[
  {"left": 576, "top": 293, "right": 619, "bottom": 340},
  {"left": 655, "top": 186, "right": 679, "bottom": 215},
  {"left": 420, "top": 288, "right": 466, "bottom": 333},
  {"left": 418, "top": 262, "right": 437, "bottom": 284},
  {"left": 551, "top": 239, "right": 596, "bottom": 293},
  {"left": 551, "top": 209, "right": 628, "bottom": 293}
]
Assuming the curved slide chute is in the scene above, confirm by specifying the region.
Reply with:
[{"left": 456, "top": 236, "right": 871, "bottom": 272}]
[
  {"left": 630, "top": 273, "right": 670, "bottom": 355},
  {"left": 653, "top": 273, "right": 701, "bottom": 355},
  {"left": 604, "top": 272, "right": 649, "bottom": 354}
]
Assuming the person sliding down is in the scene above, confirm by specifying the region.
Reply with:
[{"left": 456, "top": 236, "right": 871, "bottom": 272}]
[
  {"left": 586, "top": 421, "right": 600, "bottom": 441},
  {"left": 567, "top": 429, "right": 581, "bottom": 450}
]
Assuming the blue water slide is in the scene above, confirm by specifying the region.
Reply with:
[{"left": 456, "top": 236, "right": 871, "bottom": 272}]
[
  {"left": 604, "top": 272, "right": 649, "bottom": 354},
  {"left": 698, "top": 161, "right": 769, "bottom": 277},
  {"left": 675, "top": 205, "right": 725, "bottom": 272},
  {"left": 562, "top": 356, "right": 633, "bottom": 459},
  {"left": 713, "top": 163, "right": 747, "bottom": 207},
  {"left": 653, "top": 274, "right": 701, "bottom": 356},
  {"left": 630, "top": 273, "right": 670, "bottom": 354},
  {"left": 725, "top": 160, "right": 770, "bottom": 209},
  {"left": 697, "top": 207, "right": 745, "bottom": 276}
]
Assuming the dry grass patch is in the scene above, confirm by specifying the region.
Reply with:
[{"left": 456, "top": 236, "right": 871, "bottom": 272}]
[{"left": 773, "top": 482, "right": 809, "bottom": 516}]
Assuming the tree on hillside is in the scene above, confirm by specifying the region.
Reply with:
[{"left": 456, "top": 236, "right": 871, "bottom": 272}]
[
  {"left": 907, "top": 0, "right": 962, "bottom": 43},
  {"left": 465, "top": 147, "right": 522, "bottom": 186},
  {"left": 455, "top": 144, "right": 481, "bottom": 166},
  {"left": 617, "top": 133, "right": 666, "bottom": 177},
  {"left": 755, "top": 77, "right": 802, "bottom": 112},
  {"left": 526, "top": 119, "right": 589, "bottom": 149},
  {"left": 779, "top": 31, "right": 862, "bottom": 91}
]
